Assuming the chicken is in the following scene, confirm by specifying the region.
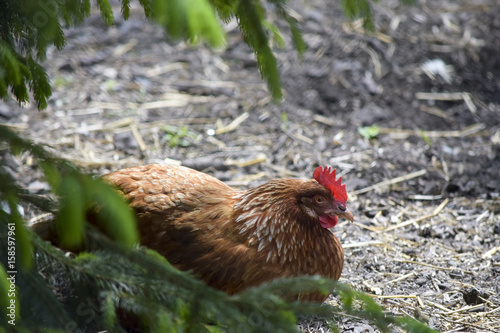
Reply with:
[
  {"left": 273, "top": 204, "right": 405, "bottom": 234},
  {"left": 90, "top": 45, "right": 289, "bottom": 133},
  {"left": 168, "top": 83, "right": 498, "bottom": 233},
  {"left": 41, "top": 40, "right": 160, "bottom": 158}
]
[{"left": 102, "top": 164, "right": 353, "bottom": 302}]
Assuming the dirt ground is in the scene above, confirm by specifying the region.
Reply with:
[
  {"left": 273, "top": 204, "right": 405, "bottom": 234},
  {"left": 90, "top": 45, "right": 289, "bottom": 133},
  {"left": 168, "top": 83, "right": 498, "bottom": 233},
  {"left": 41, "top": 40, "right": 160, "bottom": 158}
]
[{"left": 2, "top": 0, "right": 500, "bottom": 331}]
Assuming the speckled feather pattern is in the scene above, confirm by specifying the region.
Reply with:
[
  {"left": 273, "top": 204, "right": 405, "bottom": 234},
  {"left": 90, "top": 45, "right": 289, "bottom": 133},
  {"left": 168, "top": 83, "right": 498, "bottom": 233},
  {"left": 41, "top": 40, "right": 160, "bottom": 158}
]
[{"left": 103, "top": 164, "right": 344, "bottom": 301}]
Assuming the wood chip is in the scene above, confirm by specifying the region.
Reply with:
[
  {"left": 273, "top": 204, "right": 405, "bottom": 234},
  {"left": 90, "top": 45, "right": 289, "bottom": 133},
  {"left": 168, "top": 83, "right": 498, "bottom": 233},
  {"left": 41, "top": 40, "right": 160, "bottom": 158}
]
[
  {"left": 482, "top": 246, "right": 500, "bottom": 259},
  {"left": 363, "top": 280, "right": 382, "bottom": 295},
  {"left": 387, "top": 272, "right": 416, "bottom": 284}
]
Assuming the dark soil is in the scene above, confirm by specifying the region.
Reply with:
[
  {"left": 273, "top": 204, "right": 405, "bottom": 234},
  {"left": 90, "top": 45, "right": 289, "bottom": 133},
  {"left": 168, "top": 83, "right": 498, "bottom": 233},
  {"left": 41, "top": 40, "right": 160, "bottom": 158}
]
[{"left": 2, "top": 0, "right": 499, "bottom": 331}]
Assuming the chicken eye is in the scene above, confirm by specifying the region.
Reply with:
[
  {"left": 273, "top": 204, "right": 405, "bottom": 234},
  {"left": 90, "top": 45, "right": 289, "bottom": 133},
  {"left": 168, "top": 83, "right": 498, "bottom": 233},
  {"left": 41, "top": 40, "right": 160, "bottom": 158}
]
[{"left": 314, "top": 196, "right": 325, "bottom": 204}]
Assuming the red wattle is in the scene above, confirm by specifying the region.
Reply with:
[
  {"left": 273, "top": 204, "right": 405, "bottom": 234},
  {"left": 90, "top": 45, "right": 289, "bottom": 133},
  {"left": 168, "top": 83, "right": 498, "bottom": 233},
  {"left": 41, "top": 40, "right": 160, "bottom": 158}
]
[{"left": 319, "top": 215, "right": 338, "bottom": 229}]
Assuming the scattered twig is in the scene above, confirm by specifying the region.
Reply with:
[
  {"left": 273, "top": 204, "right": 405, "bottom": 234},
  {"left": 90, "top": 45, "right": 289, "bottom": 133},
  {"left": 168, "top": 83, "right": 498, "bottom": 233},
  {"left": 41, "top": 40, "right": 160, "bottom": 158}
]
[
  {"left": 226, "top": 172, "right": 267, "bottom": 186},
  {"left": 394, "top": 258, "right": 473, "bottom": 274},
  {"left": 0, "top": 123, "right": 29, "bottom": 130},
  {"left": 60, "top": 117, "right": 216, "bottom": 136},
  {"left": 387, "top": 272, "right": 416, "bottom": 284},
  {"left": 372, "top": 294, "right": 418, "bottom": 299},
  {"left": 59, "top": 94, "right": 218, "bottom": 119},
  {"left": 145, "top": 62, "right": 186, "bottom": 77},
  {"left": 438, "top": 315, "right": 498, "bottom": 333},
  {"left": 129, "top": 123, "right": 147, "bottom": 152},
  {"left": 288, "top": 131, "right": 314, "bottom": 145},
  {"left": 225, "top": 153, "right": 267, "bottom": 167},
  {"left": 363, "top": 280, "right": 382, "bottom": 295},
  {"left": 139, "top": 118, "right": 216, "bottom": 128},
  {"left": 442, "top": 304, "right": 486, "bottom": 315},
  {"left": 417, "top": 295, "right": 426, "bottom": 309},
  {"left": 482, "top": 246, "right": 500, "bottom": 259},
  {"left": 383, "top": 198, "right": 449, "bottom": 232},
  {"left": 28, "top": 213, "right": 54, "bottom": 226},
  {"left": 343, "top": 240, "right": 385, "bottom": 248},
  {"left": 262, "top": 163, "right": 303, "bottom": 178},
  {"left": 415, "top": 91, "right": 477, "bottom": 114},
  {"left": 113, "top": 39, "right": 138, "bottom": 57},
  {"left": 215, "top": 112, "right": 249, "bottom": 135},
  {"left": 415, "top": 91, "right": 465, "bottom": 101},
  {"left": 313, "top": 114, "right": 336, "bottom": 126},
  {"left": 329, "top": 150, "right": 372, "bottom": 164},
  {"left": 174, "top": 79, "right": 238, "bottom": 89},
  {"left": 426, "top": 300, "right": 451, "bottom": 312},
  {"left": 419, "top": 105, "right": 452, "bottom": 120},
  {"left": 353, "top": 169, "right": 427, "bottom": 195},
  {"left": 371, "top": 294, "right": 426, "bottom": 308},
  {"left": 361, "top": 44, "right": 382, "bottom": 79},
  {"left": 105, "top": 117, "right": 135, "bottom": 130},
  {"left": 378, "top": 123, "right": 487, "bottom": 139},
  {"left": 140, "top": 99, "right": 193, "bottom": 109},
  {"left": 461, "top": 93, "right": 477, "bottom": 113},
  {"left": 352, "top": 222, "right": 380, "bottom": 233},
  {"left": 408, "top": 194, "right": 443, "bottom": 200}
]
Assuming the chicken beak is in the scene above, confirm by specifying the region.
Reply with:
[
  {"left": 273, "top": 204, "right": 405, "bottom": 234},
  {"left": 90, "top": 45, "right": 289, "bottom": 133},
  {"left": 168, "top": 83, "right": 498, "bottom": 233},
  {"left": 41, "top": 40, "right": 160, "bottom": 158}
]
[{"left": 338, "top": 208, "right": 354, "bottom": 222}]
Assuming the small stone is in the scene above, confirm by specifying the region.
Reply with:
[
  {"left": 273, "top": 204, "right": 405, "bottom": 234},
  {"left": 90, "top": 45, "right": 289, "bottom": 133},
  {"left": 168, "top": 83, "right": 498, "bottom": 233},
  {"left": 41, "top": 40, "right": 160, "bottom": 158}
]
[
  {"left": 0, "top": 103, "right": 14, "bottom": 119},
  {"left": 350, "top": 103, "right": 392, "bottom": 126},
  {"left": 114, "top": 131, "right": 139, "bottom": 152},
  {"left": 462, "top": 288, "right": 489, "bottom": 305},
  {"left": 28, "top": 180, "right": 51, "bottom": 193},
  {"left": 59, "top": 63, "right": 74, "bottom": 72},
  {"left": 493, "top": 223, "right": 500, "bottom": 235}
]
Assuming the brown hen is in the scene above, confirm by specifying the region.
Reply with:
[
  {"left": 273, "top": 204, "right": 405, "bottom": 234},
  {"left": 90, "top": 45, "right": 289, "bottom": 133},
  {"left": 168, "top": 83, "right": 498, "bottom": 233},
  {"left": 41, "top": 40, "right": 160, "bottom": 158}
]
[{"left": 102, "top": 164, "right": 353, "bottom": 302}]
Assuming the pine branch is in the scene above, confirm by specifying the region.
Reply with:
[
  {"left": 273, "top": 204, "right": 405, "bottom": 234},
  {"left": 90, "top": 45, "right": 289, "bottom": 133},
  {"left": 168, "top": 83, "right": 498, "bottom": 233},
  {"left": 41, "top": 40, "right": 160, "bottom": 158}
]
[{"left": 237, "top": 0, "right": 282, "bottom": 99}]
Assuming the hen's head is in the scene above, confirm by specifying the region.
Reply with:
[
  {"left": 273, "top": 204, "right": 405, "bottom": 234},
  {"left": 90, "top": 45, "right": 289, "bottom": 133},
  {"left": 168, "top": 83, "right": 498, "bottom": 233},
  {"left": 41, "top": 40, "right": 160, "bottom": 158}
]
[{"left": 300, "top": 166, "right": 353, "bottom": 229}]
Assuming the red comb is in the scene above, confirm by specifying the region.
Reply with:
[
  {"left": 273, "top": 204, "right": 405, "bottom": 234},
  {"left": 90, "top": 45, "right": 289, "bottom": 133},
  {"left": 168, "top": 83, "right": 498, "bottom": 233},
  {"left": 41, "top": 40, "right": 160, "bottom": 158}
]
[{"left": 313, "top": 166, "right": 348, "bottom": 203}]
